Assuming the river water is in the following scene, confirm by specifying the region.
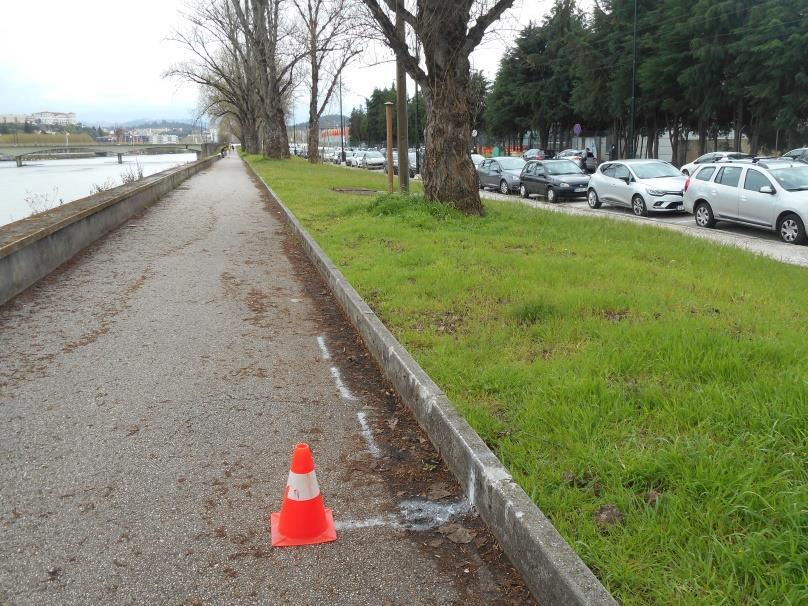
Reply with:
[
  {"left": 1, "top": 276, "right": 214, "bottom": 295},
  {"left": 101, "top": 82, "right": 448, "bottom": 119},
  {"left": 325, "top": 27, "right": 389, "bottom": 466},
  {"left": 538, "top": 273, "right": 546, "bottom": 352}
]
[{"left": 0, "top": 153, "right": 197, "bottom": 228}]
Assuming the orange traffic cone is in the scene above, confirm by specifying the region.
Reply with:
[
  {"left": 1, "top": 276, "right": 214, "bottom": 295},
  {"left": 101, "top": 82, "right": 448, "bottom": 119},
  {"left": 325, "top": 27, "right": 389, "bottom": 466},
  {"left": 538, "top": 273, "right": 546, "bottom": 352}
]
[{"left": 270, "top": 443, "right": 337, "bottom": 547}]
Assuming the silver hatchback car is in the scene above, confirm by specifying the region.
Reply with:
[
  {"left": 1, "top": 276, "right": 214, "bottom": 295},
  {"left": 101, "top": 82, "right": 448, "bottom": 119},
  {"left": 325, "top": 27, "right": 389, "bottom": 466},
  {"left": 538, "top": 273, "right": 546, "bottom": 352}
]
[
  {"left": 587, "top": 159, "right": 687, "bottom": 216},
  {"left": 683, "top": 161, "right": 808, "bottom": 244}
]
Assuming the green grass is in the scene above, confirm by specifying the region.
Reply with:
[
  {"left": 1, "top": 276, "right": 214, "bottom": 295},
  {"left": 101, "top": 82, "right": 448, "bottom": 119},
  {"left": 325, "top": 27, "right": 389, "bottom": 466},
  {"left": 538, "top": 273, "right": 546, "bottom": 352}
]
[{"left": 247, "top": 156, "right": 808, "bottom": 605}]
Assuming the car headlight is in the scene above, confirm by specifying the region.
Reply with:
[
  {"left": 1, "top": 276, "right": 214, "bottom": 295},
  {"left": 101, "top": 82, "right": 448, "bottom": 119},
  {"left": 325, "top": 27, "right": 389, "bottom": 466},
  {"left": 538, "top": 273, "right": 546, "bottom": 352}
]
[
  {"left": 646, "top": 188, "right": 665, "bottom": 196},
  {"left": 559, "top": 182, "right": 571, "bottom": 188}
]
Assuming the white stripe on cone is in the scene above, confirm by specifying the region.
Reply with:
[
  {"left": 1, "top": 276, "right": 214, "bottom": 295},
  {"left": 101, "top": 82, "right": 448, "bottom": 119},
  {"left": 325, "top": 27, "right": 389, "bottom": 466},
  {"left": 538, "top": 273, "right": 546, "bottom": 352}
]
[{"left": 286, "top": 470, "right": 321, "bottom": 501}]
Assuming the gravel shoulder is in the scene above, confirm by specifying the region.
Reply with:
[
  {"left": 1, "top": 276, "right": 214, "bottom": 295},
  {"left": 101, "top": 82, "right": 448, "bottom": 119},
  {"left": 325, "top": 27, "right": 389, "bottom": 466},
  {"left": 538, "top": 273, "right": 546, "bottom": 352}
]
[{"left": 0, "top": 156, "right": 532, "bottom": 605}]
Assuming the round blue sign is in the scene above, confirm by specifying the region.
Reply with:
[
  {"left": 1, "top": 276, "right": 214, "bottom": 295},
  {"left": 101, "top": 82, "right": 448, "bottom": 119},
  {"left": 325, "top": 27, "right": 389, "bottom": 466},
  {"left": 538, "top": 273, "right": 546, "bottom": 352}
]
[{"left": 573, "top": 123, "right": 582, "bottom": 135}]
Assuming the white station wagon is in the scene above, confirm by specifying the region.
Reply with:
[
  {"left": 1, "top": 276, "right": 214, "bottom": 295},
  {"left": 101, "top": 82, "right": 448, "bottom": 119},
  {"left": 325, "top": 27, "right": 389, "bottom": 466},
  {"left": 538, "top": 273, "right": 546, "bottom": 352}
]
[{"left": 683, "top": 161, "right": 808, "bottom": 244}]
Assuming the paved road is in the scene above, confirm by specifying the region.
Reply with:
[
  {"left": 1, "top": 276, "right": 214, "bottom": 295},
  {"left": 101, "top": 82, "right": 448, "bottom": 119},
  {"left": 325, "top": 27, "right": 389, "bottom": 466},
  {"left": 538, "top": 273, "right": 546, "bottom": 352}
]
[
  {"left": 0, "top": 156, "right": 532, "bottom": 605},
  {"left": 480, "top": 188, "right": 808, "bottom": 268}
]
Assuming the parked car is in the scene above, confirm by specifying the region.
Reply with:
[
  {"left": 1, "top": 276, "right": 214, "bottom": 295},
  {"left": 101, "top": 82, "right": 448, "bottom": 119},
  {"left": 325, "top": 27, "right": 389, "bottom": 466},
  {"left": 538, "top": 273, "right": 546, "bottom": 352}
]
[
  {"left": 522, "top": 149, "right": 547, "bottom": 161},
  {"left": 349, "top": 150, "right": 368, "bottom": 167},
  {"left": 556, "top": 148, "right": 598, "bottom": 172},
  {"left": 520, "top": 159, "right": 590, "bottom": 202},
  {"left": 360, "top": 150, "right": 386, "bottom": 170},
  {"left": 386, "top": 151, "right": 417, "bottom": 177},
  {"left": 781, "top": 148, "right": 808, "bottom": 164},
  {"left": 476, "top": 157, "right": 527, "bottom": 194},
  {"left": 587, "top": 159, "right": 687, "bottom": 216},
  {"left": 683, "top": 160, "right": 808, "bottom": 244},
  {"left": 471, "top": 154, "right": 485, "bottom": 168},
  {"left": 679, "top": 151, "right": 752, "bottom": 176}
]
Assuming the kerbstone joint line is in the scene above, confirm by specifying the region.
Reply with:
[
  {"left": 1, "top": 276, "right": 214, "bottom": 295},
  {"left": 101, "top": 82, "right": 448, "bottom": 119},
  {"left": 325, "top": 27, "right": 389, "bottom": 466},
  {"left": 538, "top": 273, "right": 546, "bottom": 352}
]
[{"left": 244, "top": 160, "right": 618, "bottom": 606}]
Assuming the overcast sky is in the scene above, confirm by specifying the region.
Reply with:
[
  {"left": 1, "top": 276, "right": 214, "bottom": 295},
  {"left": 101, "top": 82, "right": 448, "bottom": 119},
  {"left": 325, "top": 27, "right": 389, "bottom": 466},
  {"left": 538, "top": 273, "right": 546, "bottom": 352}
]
[{"left": 0, "top": 0, "right": 591, "bottom": 125}]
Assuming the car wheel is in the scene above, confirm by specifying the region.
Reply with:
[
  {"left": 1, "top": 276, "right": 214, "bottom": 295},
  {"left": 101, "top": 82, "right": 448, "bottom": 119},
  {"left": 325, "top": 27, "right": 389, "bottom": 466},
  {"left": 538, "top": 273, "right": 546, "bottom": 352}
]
[
  {"left": 778, "top": 213, "right": 807, "bottom": 245},
  {"left": 547, "top": 187, "right": 557, "bottom": 203},
  {"left": 632, "top": 195, "right": 648, "bottom": 217},
  {"left": 520, "top": 184, "right": 529, "bottom": 199},
  {"left": 587, "top": 188, "right": 601, "bottom": 209},
  {"left": 694, "top": 202, "right": 716, "bottom": 228},
  {"left": 500, "top": 180, "right": 509, "bottom": 195}
]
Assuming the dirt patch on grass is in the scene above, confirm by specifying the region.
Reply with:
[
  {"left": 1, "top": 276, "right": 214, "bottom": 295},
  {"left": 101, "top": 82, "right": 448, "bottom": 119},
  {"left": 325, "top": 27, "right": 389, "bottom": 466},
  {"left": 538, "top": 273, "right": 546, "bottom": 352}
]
[{"left": 331, "top": 187, "right": 379, "bottom": 196}]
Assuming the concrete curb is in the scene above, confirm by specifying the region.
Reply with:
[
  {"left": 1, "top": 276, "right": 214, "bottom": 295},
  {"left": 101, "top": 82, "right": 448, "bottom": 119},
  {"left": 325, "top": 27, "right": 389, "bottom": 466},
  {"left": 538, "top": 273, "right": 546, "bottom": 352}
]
[
  {"left": 0, "top": 156, "right": 218, "bottom": 306},
  {"left": 246, "top": 161, "right": 617, "bottom": 606}
]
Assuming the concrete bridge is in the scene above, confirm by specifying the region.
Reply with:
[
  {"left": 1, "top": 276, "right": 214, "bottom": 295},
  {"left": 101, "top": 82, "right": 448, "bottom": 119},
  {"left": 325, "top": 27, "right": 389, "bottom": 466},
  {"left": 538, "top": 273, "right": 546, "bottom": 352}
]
[{"left": 0, "top": 142, "right": 219, "bottom": 166}]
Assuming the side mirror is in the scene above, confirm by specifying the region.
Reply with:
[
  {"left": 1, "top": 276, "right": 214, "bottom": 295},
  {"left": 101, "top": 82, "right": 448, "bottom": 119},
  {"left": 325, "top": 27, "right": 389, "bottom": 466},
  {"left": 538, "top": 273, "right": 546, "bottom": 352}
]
[
  {"left": 759, "top": 185, "right": 775, "bottom": 195},
  {"left": 620, "top": 176, "right": 630, "bottom": 184}
]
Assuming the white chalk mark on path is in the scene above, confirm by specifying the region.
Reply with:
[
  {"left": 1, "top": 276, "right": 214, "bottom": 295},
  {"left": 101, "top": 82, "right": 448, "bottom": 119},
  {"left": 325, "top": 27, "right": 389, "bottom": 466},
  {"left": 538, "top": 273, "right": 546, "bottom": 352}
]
[
  {"left": 335, "top": 515, "right": 401, "bottom": 531},
  {"left": 330, "top": 366, "right": 358, "bottom": 401},
  {"left": 316, "top": 335, "right": 331, "bottom": 360},
  {"left": 335, "top": 499, "right": 471, "bottom": 533},
  {"left": 356, "top": 410, "right": 382, "bottom": 457}
]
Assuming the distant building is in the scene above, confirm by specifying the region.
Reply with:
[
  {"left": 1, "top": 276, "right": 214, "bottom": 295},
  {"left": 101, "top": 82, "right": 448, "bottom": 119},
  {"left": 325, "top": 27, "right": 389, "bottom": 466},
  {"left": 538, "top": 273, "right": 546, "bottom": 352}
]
[
  {"left": 30, "top": 111, "right": 77, "bottom": 126},
  {"left": 150, "top": 134, "right": 179, "bottom": 144},
  {"left": 0, "top": 114, "right": 28, "bottom": 125}
]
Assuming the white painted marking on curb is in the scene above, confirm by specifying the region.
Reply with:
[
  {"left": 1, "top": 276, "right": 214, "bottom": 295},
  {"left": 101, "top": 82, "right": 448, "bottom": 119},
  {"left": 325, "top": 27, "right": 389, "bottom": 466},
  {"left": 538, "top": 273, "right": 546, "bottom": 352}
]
[
  {"left": 356, "top": 411, "right": 382, "bottom": 457},
  {"left": 468, "top": 467, "right": 476, "bottom": 506},
  {"left": 330, "top": 366, "right": 358, "bottom": 401},
  {"left": 316, "top": 335, "right": 331, "bottom": 360}
]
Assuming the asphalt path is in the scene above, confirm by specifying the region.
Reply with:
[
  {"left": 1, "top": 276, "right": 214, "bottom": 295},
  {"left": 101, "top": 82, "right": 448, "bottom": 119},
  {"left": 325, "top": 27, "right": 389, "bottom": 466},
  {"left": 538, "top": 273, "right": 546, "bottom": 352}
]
[{"left": 0, "top": 155, "right": 532, "bottom": 605}]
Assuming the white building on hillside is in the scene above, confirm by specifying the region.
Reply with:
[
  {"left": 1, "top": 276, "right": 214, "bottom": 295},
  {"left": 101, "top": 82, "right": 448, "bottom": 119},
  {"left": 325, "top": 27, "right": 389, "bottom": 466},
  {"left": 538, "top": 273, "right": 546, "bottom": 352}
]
[
  {"left": 150, "top": 133, "right": 179, "bottom": 144},
  {"left": 0, "top": 114, "right": 28, "bottom": 125},
  {"left": 30, "top": 111, "right": 77, "bottom": 126}
]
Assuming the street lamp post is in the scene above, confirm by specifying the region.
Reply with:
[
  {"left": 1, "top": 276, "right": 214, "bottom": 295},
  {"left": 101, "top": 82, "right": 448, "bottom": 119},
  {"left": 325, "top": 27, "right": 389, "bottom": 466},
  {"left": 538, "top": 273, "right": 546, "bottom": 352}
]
[
  {"left": 628, "top": 0, "right": 637, "bottom": 159},
  {"left": 414, "top": 39, "right": 421, "bottom": 176},
  {"left": 339, "top": 72, "right": 345, "bottom": 164}
]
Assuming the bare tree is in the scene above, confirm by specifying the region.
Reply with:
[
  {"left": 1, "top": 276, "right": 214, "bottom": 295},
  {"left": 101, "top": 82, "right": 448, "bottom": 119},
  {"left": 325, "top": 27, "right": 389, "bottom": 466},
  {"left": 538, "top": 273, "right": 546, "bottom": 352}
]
[
  {"left": 361, "top": 0, "right": 515, "bottom": 215},
  {"left": 166, "top": 1, "right": 262, "bottom": 153},
  {"left": 231, "top": 0, "right": 305, "bottom": 159},
  {"left": 292, "top": 0, "right": 361, "bottom": 163}
]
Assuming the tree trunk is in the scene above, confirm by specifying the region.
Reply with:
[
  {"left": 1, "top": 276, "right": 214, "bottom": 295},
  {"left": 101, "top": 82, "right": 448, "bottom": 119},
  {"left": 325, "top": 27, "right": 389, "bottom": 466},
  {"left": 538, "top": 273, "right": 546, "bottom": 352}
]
[
  {"left": 669, "top": 117, "right": 680, "bottom": 168},
  {"left": 264, "top": 103, "right": 288, "bottom": 158},
  {"left": 749, "top": 115, "right": 761, "bottom": 155},
  {"left": 307, "top": 27, "right": 320, "bottom": 163},
  {"left": 540, "top": 125, "right": 550, "bottom": 151},
  {"left": 698, "top": 117, "right": 707, "bottom": 155},
  {"left": 243, "top": 119, "right": 261, "bottom": 154},
  {"left": 422, "top": 78, "right": 482, "bottom": 215},
  {"left": 733, "top": 99, "right": 743, "bottom": 152}
]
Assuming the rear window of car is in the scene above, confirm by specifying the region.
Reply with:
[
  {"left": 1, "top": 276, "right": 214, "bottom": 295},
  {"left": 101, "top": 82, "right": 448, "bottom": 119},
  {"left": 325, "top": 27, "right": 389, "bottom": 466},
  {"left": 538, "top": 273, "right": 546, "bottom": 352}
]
[
  {"left": 743, "top": 169, "right": 772, "bottom": 191},
  {"left": 716, "top": 166, "right": 742, "bottom": 187},
  {"left": 694, "top": 166, "right": 716, "bottom": 181}
]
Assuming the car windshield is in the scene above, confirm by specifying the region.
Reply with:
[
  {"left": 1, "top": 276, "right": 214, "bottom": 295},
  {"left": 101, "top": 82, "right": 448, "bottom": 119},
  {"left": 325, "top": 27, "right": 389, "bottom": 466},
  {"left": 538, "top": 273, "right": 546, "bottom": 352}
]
[
  {"left": 631, "top": 162, "right": 682, "bottom": 179},
  {"left": 769, "top": 166, "right": 808, "bottom": 191},
  {"left": 366, "top": 151, "right": 383, "bottom": 158},
  {"left": 545, "top": 160, "right": 583, "bottom": 175},
  {"left": 498, "top": 158, "right": 526, "bottom": 170}
]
